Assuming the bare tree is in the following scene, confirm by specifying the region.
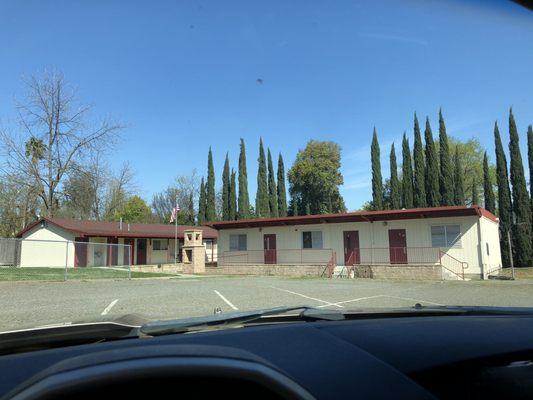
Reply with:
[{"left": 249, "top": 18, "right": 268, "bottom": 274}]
[
  {"left": 152, "top": 170, "right": 200, "bottom": 224},
  {"left": 103, "top": 163, "right": 136, "bottom": 220},
  {"left": 0, "top": 72, "right": 123, "bottom": 217}
]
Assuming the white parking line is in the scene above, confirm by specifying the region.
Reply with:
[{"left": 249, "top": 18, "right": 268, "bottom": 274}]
[
  {"left": 316, "top": 295, "right": 383, "bottom": 308},
  {"left": 101, "top": 299, "right": 119, "bottom": 316},
  {"left": 214, "top": 290, "right": 238, "bottom": 310},
  {"left": 317, "top": 294, "right": 444, "bottom": 308},
  {"left": 270, "top": 287, "right": 344, "bottom": 308}
]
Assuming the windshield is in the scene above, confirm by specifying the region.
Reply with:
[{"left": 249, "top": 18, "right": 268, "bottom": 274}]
[{"left": 0, "top": 0, "right": 532, "bottom": 334}]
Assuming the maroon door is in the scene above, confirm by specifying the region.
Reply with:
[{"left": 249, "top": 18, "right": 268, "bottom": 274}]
[
  {"left": 263, "top": 234, "right": 277, "bottom": 264},
  {"left": 74, "top": 237, "right": 88, "bottom": 267},
  {"left": 388, "top": 229, "right": 407, "bottom": 264},
  {"left": 123, "top": 238, "right": 134, "bottom": 265},
  {"left": 136, "top": 239, "right": 147, "bottom": 265},
  {"left": 343, "top": 231, "right": 360, "bottom": 265}
]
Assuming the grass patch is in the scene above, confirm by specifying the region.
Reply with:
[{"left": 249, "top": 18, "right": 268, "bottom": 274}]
[{"left": 0, "top": 267, "right": 177, "bottom": 281}]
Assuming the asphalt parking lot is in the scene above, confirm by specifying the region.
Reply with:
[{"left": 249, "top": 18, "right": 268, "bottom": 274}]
[{"left": 2, "top": 276, "right": 533, "bottom": 331}]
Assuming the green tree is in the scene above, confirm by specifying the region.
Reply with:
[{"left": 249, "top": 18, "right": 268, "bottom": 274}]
[
  {"left": 229, "top": 169, "right": 237, "bottom": 220},
  {"left": 221, "top": 153, "right": 230, "bottom": 220},
  {"left": 483, "top": 152, "right": 496, "bottom": 213},
  {"left": 288, "top": 140, "right": 346, "bottom": 214},
  {"left": 371, "top": 128, "right": 383, "bottom": 210},
  {"left": 267, "top": 149, "right": 278, "bottom": 217},
  {"left": 494, "top": 121, "right": 513, "bottom": 267},
  {"left": 453, "top": 147, "right": 465, "bottom": 205},
  {"left": 401, "top": 132, "right": 414, "bottom": 208},
  {"left": 438, "top": 109, "right": 454, "bottom": 205},
  {"left": 205, "top": 147, "right": 216, "bottom": 221},
  {"left": 238, "top": 138, "right": 250, "bottom": 219},
  {"left": 424, "top": 117, "right": 440, "bottom": 207},
  {"left": 389, "top": 143, "right": 401, "bottom": 209},
  {"left": 413, "top": 113, "right": 426, "bottom": 207},
  {"left": 447, "top": 137, "right": 493, "bottom": 206},
  {"left": 114, "top": 195, "right": 153, "bottom": 223},
  {"left": 255, "top": 138, "right": 269, "bottom": 217},
  {"left": 277, "top": 153, "right": 288, "bottom": 217},
  {"left": 197, "top": 178, "right": 206, "bottom": 225},
  {"left": 508, "top": 109, "right": 532, "bottom": 267},
  {"left": 305, "top": 202, "right": 311, "bottom": 215}
]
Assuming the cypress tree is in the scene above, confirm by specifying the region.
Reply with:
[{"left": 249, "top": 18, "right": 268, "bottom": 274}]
[
  {"left": 267, "top": 149, "right": 278, "bottom": 217},
  {"left": 197, "top": 178, "right": 206, "bottom": 225},
  {"left": 483, "top": 152, "right": 496, "bottom": 214},
  {"left": 508, "top": 109, "right": 532, "bottom": 267},
  {"left": 527, "top": 125, "right": 533, "bottom": 230},
  {"left": 424, "top": 117, "right": 440, "bottom": 207},
  {"left": 277, "top": 153, "right": 288, "bottom": 217},
  {"left": 305, "top": 202, "right": 311, "bottom": 215},
  {"left": 371, "top": 128, "right": 383, "bottom": 210},
  {"left": 255, "top": 138, "right": 269, "bottom": 217},
  {"left": 453, "top": 147, "right": 465, "bottom": 205},
  {"left": 401, "top": 132, "right": 414, "bottom": 209},
  {"left": 413, "top": 113, "right": 426, "bottom": 208},
  {"left": 237, "top": 138, "right": 250, "bottom": 219},
  {"left": 291, "top": 198, "right": 299, "bottom": 216},
  {"left": 438, "top": 109, "right": 454, "bottom": 205},
  {"left": 205, "top": 147, "right": 216, "bottom": 221},
  {"left": 494, "top": 121, "right": 513, "bottom": 267},
  {"left": 390, "top": 143, "right": 400, "bottom": 209},
  {"left": 229, "top": 169, "right": 237, "bottom": 220},
  {"left": 471, "top": 176, "right": 479, "bottom": 205},
  {"left": 222, "top": 153, "right": 230, "bottom": 220}
]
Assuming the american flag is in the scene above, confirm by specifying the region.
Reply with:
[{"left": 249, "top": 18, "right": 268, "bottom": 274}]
[{"left": 169, "top": 203, "right": 180, "bottom": 223}]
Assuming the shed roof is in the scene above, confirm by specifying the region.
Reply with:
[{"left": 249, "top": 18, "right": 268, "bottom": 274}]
[
  {"left": 207, "top": 205, "right": 497, "bottom": 230},
  {"left": 17, "top": 217, "right": 218, "bottom": 239}
]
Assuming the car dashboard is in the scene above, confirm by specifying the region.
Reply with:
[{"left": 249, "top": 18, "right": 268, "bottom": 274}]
[{"left": 1, "top": 314, "right": 533, "bottom": 399}]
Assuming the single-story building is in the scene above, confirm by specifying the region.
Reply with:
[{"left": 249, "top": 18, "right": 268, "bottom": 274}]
[
  {"left": 15, "top": 218, "right": 218, "bottom": 268},
  {"left": 208, "top": 206, "right": 502, "bottom": 279}
]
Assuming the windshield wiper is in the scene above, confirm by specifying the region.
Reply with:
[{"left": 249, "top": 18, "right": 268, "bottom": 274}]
[{"left": 140, "top": 305, "right": 345, "bottom": 336}]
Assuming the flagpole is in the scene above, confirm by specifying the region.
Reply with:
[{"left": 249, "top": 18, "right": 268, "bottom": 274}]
[{"left": 174, "top": 204, "right": 178, "bottom": 264}]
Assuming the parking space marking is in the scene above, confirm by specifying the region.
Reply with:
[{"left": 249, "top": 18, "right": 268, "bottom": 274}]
[
  {"left": 382, "top": 295, "right": 444, "bottom": 306},
  {"left": 316, "top": 295, "right": 383, "bottom": 308},
  {"left": 270, "top": 286, "right": 344, "bottom": 308},
  {"left": 101, "top": 299, "right": 119, "bottom": 316},
  {"left": 214, "top": 290, "right": 238, "bottom": 310}
]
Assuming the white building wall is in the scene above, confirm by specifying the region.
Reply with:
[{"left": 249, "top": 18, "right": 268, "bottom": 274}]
[
  {"left": 217, "top": 216, "right": 500, "bottom": 275},
  {"left": 20, "top": 224, "right": 75, "bottom": 268}
]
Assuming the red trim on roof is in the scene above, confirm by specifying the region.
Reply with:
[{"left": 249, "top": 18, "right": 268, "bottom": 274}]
[
  {"left": 16, "top": 217, "right": 218, "bottom": 239},
  {"left": 206, "top": 205, "right": 498, "bottom": 230}
]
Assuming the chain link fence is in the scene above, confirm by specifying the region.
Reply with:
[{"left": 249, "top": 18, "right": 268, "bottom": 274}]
[{"left": 0, "top": 237, "right": 132, "bottom": 281}]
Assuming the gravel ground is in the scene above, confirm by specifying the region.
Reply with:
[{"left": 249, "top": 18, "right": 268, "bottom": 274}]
[{"left": 2, "top": 276, "right": 533, "bottom": 331}]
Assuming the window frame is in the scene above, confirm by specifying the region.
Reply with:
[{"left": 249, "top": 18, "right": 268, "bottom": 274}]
[
  {"left": 152, "top": 239, "right": 169, "bottom": 251},
  {"left": 430, "top": 224, "right": 462, "bottom": 248},
  {"left": 302, "top": 230, "right": 324, "bottom": 249},
  {"left": 229, "top": 234, "right": 247, "bottom": 251}
]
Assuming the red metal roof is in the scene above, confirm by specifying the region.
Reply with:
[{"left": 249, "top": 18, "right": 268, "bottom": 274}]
[
  {"left": 17, "top": 217, "right": 218, "bottom": 239},
  {"left": 206, "top": 205, "right": 498, "bottom": 230}
]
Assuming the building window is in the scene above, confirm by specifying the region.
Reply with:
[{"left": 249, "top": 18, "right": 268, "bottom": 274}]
[
  {"left": 153, "top": 239, "right": 168, "bottom": 251},
  {"left": 302, "top": 231, "right": 323, "bottom": 249},
  {"left": 486, "top": 242, "right": 490, "bottom": 256},
  {"left": 431, "top": 225, "right": 461, "bottom": 248},
  {"left": 229, "top": 234, "right": 247, "bottom": 251}
]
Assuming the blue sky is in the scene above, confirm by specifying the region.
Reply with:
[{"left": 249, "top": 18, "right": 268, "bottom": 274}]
[{"left": 0, "top": 0, "right": 531, "bottom": 210}]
